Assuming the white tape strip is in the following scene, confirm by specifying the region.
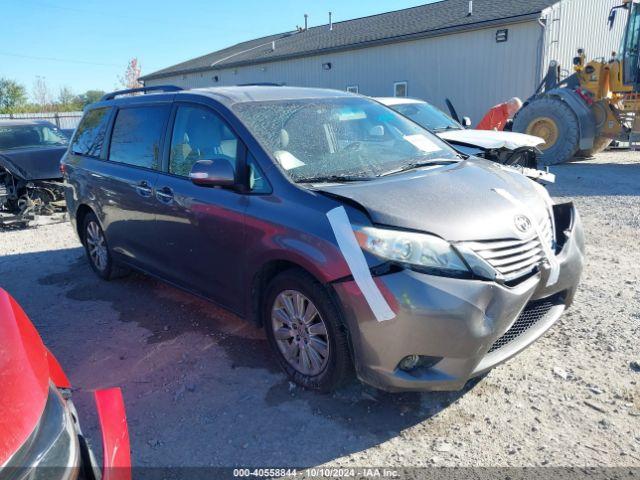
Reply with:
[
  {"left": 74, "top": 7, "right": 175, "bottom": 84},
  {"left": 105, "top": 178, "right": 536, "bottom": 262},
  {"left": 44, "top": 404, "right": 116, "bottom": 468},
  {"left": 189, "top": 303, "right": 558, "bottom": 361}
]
[
  {"left": 533, "top": 182, "right": 558, "bottom": 252},
  {"left": 326, "top": 207, "right": 396, "bottom": 322},
  {"left": 493, "top": 188, "right": 559, "bottom": 286}
]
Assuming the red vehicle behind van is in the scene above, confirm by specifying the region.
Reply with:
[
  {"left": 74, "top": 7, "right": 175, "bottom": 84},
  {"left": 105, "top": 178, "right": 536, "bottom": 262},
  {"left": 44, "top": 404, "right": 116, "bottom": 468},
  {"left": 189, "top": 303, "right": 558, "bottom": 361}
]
[{"left": 0, "top": 288, "right": 131, "bottom": 480}]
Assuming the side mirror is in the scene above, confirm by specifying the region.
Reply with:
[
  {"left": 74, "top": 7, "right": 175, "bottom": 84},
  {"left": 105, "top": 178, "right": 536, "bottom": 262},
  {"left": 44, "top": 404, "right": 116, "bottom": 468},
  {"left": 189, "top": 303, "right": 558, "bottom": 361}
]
[
  {"left": 189, "top": 158, "right": 235, "bottom": 187},
  {"left": 461, "top": 116, "right": 472, "bottom": 128}
]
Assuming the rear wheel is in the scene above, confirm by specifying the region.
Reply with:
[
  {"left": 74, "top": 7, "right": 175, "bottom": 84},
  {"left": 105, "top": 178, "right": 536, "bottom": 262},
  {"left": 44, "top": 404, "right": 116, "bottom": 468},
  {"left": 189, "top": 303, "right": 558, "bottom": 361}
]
[
  {"left": 263, "top": 269, "right": 354, "bottom": 392},
  {"left": 577, "top": 101, "right": 613, "bottom": 157},
  {"left": 82, "top": 212, "right": 128, "bottom": 280},
  {"left": 513, "top": 96, "right": 580, "bottom": 165},
  {"left": 576, "top": 136, "right": 613, "bottom": 158}
]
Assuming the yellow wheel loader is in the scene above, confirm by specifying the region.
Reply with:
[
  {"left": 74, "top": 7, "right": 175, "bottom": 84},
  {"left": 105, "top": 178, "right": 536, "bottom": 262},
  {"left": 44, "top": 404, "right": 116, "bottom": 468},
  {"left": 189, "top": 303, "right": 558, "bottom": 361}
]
[{"left": 513, "top": 0, "right": 640, "bottom": 165}]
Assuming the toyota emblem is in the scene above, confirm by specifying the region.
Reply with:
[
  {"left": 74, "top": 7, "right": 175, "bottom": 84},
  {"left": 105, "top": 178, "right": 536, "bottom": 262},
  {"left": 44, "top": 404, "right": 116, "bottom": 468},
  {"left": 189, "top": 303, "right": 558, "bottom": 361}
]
[{"left": 514, "top": 215, "right": 533, "bottom": 233}]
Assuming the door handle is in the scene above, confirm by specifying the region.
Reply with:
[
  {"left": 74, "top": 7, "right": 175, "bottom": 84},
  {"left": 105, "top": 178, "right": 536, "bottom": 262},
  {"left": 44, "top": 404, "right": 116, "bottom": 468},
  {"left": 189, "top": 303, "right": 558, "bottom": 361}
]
[
  {"left": 135, "top": 180, "right": 153, "bottom": 198},
  {"left": 156, "top": 186, "right": 174, "bottom": 204}
]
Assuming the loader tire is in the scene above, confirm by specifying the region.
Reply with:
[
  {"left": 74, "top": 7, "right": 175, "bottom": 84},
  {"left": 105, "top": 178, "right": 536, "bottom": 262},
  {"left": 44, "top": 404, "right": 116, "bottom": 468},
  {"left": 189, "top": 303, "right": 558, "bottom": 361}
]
[
  {"left": 576, "top": 136, "right": 613, "bottom": 158},
  {"left": 513, "top": 97, "right": 580, "bottom": 165}
]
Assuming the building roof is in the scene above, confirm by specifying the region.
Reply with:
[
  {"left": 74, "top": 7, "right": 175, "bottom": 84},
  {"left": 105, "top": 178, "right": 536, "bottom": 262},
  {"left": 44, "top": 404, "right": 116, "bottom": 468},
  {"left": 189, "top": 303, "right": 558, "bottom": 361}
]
[{"left": 141, "top": 0, "right": 557, "bottom": 82}]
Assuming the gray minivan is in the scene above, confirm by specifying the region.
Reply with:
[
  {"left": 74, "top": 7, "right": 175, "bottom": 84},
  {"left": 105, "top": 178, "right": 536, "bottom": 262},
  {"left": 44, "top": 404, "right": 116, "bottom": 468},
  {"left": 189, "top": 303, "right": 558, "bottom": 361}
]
[{"left": 61, "top": 85, "right": 584, "bottom": 392}]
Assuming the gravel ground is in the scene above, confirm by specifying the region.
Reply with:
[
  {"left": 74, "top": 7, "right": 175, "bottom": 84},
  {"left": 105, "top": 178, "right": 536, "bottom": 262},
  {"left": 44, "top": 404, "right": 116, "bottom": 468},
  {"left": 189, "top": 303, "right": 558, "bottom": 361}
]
[{"left": 0, "top": 151, "right": 638, "bottom": 474}]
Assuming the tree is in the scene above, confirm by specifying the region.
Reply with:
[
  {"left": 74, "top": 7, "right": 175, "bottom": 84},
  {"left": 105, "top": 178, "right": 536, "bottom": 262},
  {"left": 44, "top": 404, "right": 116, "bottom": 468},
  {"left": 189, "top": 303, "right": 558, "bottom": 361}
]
[
  {"left": 77, "top": 90, "right": 106, "bottom": 107},
  {"left": 32, "top": 76, "right": 52, "bottom": 111},
  {"left": 119, "top": 58, "right": 142, "bottom": 90},
  {"left": 57, "top": 86, "right": 78, "bottom": 110},
  {"left": 0, "top": 78, "right": 27, "bottom": 113}
]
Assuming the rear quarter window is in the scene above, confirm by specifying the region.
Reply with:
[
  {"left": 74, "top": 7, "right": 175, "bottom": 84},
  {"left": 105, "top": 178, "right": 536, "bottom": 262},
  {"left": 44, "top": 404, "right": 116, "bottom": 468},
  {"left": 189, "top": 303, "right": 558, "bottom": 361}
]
[{"left": 71, "top": 107, "right": 112, "bottom": 157}]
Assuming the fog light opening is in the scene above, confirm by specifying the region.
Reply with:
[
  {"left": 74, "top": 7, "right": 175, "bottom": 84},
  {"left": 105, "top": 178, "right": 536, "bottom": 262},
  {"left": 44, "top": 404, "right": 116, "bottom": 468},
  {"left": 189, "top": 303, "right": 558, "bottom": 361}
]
[
  {"left": 399, "top": 355, "right": 420, "bottom": 371},
  {"left": 398, "top": 355, "right": 443, "bottom": 373}
]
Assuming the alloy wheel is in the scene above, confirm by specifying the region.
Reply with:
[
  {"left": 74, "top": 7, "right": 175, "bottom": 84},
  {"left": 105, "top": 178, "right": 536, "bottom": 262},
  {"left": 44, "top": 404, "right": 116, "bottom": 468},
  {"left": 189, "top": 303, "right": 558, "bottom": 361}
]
[
  {"left": 271, "top": 290, "right": 330, "bottom": 376},
  {"left": 86, "top": 221, "right": 108, "bottom": 272}
]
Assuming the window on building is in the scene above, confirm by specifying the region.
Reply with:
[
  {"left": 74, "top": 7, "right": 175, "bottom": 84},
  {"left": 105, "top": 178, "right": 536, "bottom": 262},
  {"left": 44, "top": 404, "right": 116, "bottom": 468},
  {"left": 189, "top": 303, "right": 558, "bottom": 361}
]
[
  {"left": 71, "top": 107, "right": 112, "bottom": 157},
  {"left": 496, "top": 29, "right": 509, "bottom": 43},
  {"left": 169, "top": 105, "right": 238, "bottom": 177},
  {"left": 346, "top": 85, "right": 359, "bottom": 94},
  {"left": 108, "top": 106, "right": 170, "bottom": 170},
  {"left": 394, "top": 82, "right": 408, "bottom": 98}
]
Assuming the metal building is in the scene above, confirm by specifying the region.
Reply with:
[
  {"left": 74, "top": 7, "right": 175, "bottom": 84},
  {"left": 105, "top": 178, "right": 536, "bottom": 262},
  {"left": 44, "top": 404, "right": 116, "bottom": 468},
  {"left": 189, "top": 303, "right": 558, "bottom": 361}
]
[{"left": 140, "top": 0, "right": 626, "bottom": 123}]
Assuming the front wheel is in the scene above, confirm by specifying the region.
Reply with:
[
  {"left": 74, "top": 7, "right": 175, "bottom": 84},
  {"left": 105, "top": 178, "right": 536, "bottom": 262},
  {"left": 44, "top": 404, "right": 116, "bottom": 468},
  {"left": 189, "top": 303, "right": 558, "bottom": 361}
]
[
  {"left": 512, "top": 96, "right": 580, "bottom": 165},
  {"left": 263, "top": 270, "right": 354, "bottom": 392}
]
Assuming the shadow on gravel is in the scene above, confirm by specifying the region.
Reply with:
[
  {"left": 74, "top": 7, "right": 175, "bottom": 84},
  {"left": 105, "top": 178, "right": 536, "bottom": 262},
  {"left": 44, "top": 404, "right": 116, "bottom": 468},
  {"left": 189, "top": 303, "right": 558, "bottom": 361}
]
[
  {"left": 265, "top": 376, "right": 482, "bottom": 436},
  {"left": 38, "top": 250, "right": 277, "bottom": 371},
  {"left": 2, "top": 247, "right": 480, "bottom": 466},
  {"left": 549, "top": 161, "right": 640, "bottom": 197}
]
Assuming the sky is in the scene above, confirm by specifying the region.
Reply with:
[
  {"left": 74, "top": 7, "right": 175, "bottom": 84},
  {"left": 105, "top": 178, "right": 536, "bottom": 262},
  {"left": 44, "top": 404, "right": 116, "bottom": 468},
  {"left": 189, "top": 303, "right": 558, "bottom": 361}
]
[{"left": 0, "top": 0, "right": 434, "bottom": 100}]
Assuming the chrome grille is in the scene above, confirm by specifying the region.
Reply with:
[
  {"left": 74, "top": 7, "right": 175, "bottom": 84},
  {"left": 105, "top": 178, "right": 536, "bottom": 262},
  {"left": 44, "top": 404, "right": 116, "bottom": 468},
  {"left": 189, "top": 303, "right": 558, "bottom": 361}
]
[
  {"left": 464, "top": 236, "right": 544, "bottom": 281},
  {"left": 464, "top": 212, "right": 555, "bottom": 283}
]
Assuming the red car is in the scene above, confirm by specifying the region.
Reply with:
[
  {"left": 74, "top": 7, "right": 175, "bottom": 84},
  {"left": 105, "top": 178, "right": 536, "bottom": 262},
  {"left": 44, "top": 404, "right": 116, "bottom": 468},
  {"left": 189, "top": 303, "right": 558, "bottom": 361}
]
[{"left": 0, "top": 288, "right": 131, "bottom": 480}]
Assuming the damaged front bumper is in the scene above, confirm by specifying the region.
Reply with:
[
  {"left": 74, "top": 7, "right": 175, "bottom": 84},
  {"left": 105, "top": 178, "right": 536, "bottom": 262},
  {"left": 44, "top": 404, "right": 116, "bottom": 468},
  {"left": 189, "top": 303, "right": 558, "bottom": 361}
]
[{"left": 332, "top": 204, "right": 584, "bottom": 392}]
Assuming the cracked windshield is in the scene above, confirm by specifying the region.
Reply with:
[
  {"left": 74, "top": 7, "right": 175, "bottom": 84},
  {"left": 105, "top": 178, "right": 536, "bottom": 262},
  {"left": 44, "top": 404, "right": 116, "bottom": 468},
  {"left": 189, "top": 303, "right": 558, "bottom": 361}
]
[{"left": 234, "top": 97, "right": 459, "bottom": 183}]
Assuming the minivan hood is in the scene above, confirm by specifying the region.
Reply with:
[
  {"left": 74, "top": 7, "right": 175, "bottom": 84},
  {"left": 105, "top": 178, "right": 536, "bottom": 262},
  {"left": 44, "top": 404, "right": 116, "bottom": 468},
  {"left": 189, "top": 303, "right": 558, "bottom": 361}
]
[
  {"left": 317, "top": 159, "right": 549, "bottom": 242},
  {"left": 438, "top": 129, "right": 545, "bottom": 151}
]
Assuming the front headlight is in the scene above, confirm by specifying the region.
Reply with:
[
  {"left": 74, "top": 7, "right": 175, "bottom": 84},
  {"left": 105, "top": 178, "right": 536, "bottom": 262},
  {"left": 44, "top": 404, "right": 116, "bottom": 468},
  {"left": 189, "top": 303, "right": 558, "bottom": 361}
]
[
  {"left": 353, "top": 226, "right": 471, "bottom": 276},
  {"left": 3, "top": 385, "right": 81, "bottom": 479}
]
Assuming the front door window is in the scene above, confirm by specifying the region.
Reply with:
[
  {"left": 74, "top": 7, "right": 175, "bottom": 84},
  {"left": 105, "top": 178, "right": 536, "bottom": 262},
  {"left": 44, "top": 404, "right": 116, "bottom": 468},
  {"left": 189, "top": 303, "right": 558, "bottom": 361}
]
[{"left": 169, "top": 105, "right": 239, "bottom": 177}]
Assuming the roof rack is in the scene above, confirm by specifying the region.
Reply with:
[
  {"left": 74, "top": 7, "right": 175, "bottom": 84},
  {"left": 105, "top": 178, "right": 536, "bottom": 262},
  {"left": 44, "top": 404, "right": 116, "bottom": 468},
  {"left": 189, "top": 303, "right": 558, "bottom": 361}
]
[
  {"left": 236, "top": 82, "right": 283, "bottom": 87},
  {"left": 100, "top": 85, "right": 183, "bottom": 101}
]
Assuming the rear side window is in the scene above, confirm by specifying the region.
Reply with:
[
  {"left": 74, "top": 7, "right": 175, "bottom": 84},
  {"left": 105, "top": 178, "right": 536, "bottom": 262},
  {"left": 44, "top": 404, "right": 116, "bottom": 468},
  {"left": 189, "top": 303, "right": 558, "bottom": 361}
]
[
  {"left": 71, "top": 107, "right": 112, "bottom": 157},
  {"left": 109, "top": 105, "right": 170, "bottom": 170}
]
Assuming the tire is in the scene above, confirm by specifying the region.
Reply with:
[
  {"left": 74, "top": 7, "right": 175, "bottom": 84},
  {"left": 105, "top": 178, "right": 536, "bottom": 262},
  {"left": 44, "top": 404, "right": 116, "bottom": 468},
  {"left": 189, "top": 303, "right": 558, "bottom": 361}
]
[
  {"left": 512, "top": 96, "right": 580, "bottom": 165},
  {"left": 82, "top": 212, "right": 128, "bottom": 280},
  {"left": 263, "top": 269, "right": 354, "bottom": 392},
  {"left": 576, "top": 136, "right": 613, "bottom": 158}
]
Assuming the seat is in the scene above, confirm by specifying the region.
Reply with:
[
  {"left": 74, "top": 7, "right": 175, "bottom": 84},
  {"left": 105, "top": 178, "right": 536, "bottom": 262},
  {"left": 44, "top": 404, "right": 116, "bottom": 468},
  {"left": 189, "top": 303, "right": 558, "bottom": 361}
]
[
  {"left": 185, "top": 112, "right": 224, "bottom": 161},
  {"left": 219, "top": 125, "right": 238, "bottom": 158}
]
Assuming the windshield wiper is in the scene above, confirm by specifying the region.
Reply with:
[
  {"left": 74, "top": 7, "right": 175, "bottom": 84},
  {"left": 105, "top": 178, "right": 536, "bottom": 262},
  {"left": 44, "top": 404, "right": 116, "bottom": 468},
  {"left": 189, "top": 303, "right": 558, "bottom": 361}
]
[
  {"left": 378, "top": 159, "right": 458, "bottom": 178},
  {"left": 296, "top": 175, "right": 374, "bottom": 184},
  {"left": 433, "top": 125, "right": 462, "bottom": 132}
]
